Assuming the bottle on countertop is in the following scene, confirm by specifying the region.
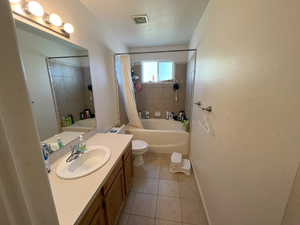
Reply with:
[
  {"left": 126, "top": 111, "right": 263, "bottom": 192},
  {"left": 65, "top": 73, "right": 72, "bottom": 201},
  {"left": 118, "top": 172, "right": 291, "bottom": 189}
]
[
  {"left": 166, "top": 112, "right": 170, "bottom": 120},
  {"left": 41, "top": 144, "right": 51, "bottom": 173},
  {"left": 68, "top": 114, "right": 74, "bottom": 124},
  {"left": 57, "top": 136, "right": 64, "bottom": 149},
  {"left": 67, "top": 116, "right": 72, "bottom": 126},
  {"left": 85, "top": 109, "right": 90, "bottom": 119},
  {"left": 80, "top": 112, "right": 84, "bottom": 120},
  {"left": 78, "top": 135, "right": 87, "bottom": 153},
  {"left": 61, "top": 116, "right": 66, "bottom": 127},
  {"left": 145, "top": 111, "right": 150, "bottom": 119}
]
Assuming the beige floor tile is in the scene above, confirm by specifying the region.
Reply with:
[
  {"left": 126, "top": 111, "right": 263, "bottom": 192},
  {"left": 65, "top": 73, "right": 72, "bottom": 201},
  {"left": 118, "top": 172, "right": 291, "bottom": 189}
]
[
  {"left": 159, "top": 158, "right": 170, "bottom": 167},
  {"left": 178, "top": 174, "right": 200, "bottom": 200},
  {"left": 127, "top": 215, "right": 155, "bottom": 225},
  {"left": 158, "top": 180, "right": 180, "bottom": 197},
  {"left": 124, "top": 192, "right": 136, "bottom": 213},
  {"left": 144, "top": 152, "right": 159, "bottom": 161},
  {"left": 134, "top": 163, "right": 160, "bottom": 179},
  {"left": 118, "top": 213, "right": 129, "bottom": 225},
  {"left": 159, "top": 166, "right": 179, "bottom": 181},
  {"left": 146, "top": 158, "right": 162, "bottom": 167},
  {"left": 156, "top": 153, "right": 171, "bottom": 160},
  {"left": 181, "top": 198, "right": 207, "bottom": 225},
  {"left": 132, "top": 178, "right": 159, "bottom": 194},
  {"left": 156, "top": 219, "right": 182, "bottom": 225},
  {"left": 131, "top": 193, "right": 157, "bottom": 218},
  {"left": 156, "top": 196, "right": 181, "bottom": 222},
  {"left": 177, "top": 173, "right": 195, "bottom": 183},
  {"left": 178, "top": 180, "right": 200, "bottom": 200}
]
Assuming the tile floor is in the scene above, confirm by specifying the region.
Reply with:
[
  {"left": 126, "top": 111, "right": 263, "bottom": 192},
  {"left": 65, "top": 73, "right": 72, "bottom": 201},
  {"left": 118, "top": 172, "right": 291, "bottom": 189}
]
[{"left": 118, "top": 153, "right": 208, "bottom": 225}]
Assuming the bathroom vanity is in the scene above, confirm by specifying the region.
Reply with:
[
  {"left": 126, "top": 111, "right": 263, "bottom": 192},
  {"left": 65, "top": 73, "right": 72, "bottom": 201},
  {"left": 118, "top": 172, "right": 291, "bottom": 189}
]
[{"left": 48, "top": 133, "right": 133, "bottom": 225}]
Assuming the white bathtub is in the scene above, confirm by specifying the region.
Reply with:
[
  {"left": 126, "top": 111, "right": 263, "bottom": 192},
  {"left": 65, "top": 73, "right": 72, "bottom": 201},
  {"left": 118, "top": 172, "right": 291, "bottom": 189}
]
[{"left": 127, "top": 119, "right": 189, "bottom": 154}]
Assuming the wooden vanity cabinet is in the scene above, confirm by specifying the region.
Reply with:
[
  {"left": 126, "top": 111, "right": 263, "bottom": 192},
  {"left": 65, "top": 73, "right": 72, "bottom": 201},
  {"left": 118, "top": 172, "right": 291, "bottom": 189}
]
[
  {"left": 89, "top": 205, "right": 106, "bottom": 225},
  {"left": 103, "top": 168, "right": 125, "bottom": 225},
  {"left": 123, "top": 144, "right": 133, "bottom": 196},
  {"left": 78, "top": 194, "right": 105, "bottom": 225},
  {"left": 78, "top": 143, "right": 133, "bottom": 225}
]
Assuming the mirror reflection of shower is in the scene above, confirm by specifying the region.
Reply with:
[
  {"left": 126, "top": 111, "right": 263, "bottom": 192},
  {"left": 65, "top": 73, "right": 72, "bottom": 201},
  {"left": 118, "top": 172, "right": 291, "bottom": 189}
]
[{"left": 45, "top": 55, "right": 96, "bottom": 146}]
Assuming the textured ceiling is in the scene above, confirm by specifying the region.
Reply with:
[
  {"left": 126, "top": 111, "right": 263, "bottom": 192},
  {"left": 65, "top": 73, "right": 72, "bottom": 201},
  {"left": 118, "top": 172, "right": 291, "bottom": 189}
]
[{"left": 80, "top": 0, "right": 208, "bottom": 48}]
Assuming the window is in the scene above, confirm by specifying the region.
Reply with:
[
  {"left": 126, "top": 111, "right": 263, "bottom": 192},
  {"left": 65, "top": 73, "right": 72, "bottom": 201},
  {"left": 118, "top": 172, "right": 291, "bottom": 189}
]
[{"left": 142, "top": 61, "right": 174, "bottom": 83}]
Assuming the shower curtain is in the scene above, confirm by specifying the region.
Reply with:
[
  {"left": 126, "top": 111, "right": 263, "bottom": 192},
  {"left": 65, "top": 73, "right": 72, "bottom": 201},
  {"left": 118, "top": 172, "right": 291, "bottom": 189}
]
[{"left": 115, "top": 55, "right": 143, "bottom": 128}]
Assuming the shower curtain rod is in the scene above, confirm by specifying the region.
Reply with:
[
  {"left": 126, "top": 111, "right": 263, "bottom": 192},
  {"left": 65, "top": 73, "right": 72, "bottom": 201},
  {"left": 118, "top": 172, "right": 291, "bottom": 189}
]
[
  {"left": 47, "top": 55, "right": 89, "bottom": 59},
  {"left": 114, "top": 49, "right": 196, "bottom": 56}
]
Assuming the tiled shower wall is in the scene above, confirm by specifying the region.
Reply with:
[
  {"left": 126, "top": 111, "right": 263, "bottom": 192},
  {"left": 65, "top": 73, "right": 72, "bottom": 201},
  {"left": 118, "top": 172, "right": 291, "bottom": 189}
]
[
  {"left": 134, "top": 63, "right": 187, "bottom": 119},
  {"left": 49, "top": 61, "right": 92, "bottom": 122}
]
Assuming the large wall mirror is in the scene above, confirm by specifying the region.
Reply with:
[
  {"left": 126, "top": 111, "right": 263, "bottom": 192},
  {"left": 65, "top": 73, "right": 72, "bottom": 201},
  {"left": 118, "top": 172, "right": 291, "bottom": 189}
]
[{"left": 15, "top": 21, "right": 96, "bottom": 149}]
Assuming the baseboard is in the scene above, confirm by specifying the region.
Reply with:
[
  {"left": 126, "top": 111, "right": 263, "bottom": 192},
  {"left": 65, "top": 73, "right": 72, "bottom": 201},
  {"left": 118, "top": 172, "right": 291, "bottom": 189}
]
[{"left": 191, "top": 159, "right": 212, "bottom": 225}]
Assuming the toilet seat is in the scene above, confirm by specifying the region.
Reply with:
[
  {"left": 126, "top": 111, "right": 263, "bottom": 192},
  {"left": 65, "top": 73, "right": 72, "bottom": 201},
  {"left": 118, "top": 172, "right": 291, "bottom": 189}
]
[{"left": 132, "top": 140, "right": 148, "bottom": 154}]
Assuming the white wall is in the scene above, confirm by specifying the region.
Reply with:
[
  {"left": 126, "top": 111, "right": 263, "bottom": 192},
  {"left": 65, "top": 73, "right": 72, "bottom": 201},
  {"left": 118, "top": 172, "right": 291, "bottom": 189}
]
[
  {"left": 14, "top": 0, "right": 127, "bottom": 132},
  {"left": 189, "top": 0, "right": 300, "bottom": 225},
  {"left": 130, "top": 45, "right": 189, "bottom": 64},
  {"left": 0, "top": 1, "right": 59, "bottom": 224},
  {"left": 16, "top": 25, "right": 83, "bottom": 140}
]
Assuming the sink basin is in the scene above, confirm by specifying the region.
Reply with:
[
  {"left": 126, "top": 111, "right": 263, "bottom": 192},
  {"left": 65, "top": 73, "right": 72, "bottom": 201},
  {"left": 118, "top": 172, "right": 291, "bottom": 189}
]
[{"left": 56, "top": 145, "right": 111, "bottom": 179}]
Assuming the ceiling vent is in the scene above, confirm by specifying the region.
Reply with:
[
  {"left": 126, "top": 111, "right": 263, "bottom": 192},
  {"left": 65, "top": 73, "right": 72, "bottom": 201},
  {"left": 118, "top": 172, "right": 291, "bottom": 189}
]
[{"left": 132, "top": 15, "right": 148, "bottom": 24}]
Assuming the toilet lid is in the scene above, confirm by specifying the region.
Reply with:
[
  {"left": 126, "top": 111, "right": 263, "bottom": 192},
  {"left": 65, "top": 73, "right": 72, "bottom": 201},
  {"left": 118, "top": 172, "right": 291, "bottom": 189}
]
[{"left": 132, "top": 140, "right": 148, "bottom": 150}]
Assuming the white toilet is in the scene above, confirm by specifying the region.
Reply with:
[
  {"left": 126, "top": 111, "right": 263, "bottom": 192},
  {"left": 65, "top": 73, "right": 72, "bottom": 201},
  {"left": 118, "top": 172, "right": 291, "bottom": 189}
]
[{"left": 132, "top": 140, "right": 149, "bottom": 167}]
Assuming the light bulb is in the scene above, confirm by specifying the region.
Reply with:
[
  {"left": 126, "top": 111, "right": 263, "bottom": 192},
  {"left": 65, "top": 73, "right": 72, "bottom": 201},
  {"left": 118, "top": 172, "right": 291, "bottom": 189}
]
[
  {"left": 63, "top": 23, "right": 74, "bottom": 34},
  {"left": 14, "top": 4, "right": 24, "bottom": 14},
  {"left": 49, "top": 13, "right": 62, "bottom": 27},
  {"left": 27, "top": 1, "right": 44, "bottom": 17},
  {"left": 9, "top": 0, "right": 21, "bottom": 3}
]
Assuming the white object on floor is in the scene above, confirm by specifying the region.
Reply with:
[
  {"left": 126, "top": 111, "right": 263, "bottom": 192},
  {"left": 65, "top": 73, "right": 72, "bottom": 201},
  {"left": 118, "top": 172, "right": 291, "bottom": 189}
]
[
  {"left": 169, "top": 152, "right": 191, "bottom": 175},
  {"left": 171, "top": 152, "right": 182, "bottom": 164},
  {"left": 132, "top": 139, "right": 149, "bottom": 167}
]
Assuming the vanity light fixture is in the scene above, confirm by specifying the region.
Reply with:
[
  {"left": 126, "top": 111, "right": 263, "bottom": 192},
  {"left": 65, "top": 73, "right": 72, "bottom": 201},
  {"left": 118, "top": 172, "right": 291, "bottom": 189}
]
[
  {"left": 10, "top": 0, "right": 74, "bottom": 38},
  {"left": 26, "top": 1, "right": 44, "bottom": 17},
  {"left": 9, "top": 0, "right": 21, "bottom": 3},
  {"left": 48, "top": 13, "right": 63, "bottom": 27},
  {"left": 63, "top": 23, "right": 74, "bottom": 34}
]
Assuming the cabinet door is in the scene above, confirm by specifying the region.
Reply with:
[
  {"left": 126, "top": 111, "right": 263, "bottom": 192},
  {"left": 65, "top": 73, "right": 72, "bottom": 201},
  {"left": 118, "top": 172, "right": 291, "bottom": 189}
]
[
  {"left": 98, "top": 206, "right": 106, "bottom": 225},
  {"left": 78, "top": 193, "right": 104, "bottom": 225},
  {"left": 124, "top": 152, "right": 133, "bottom": 196},
  {"left": 90, "top": 207, "right": 106, "bottom": 225},
  {"left": 104, "top": 169, "right": 125, "bottom": 225}
]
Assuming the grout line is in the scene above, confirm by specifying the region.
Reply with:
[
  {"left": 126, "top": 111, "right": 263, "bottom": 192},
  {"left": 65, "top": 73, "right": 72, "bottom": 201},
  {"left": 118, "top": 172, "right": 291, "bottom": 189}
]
[{"left": 128, "top": 154, "right": 200, "bottom": 225}]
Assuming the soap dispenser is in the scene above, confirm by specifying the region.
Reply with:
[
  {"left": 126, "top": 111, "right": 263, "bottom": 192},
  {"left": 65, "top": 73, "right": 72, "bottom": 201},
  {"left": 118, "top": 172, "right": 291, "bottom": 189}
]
[
  {"left": 57, "top": 136, "right": 64, "bottom": 149},
  {"left": 78, "top": 135, "right": 87, "bottom": 153}
]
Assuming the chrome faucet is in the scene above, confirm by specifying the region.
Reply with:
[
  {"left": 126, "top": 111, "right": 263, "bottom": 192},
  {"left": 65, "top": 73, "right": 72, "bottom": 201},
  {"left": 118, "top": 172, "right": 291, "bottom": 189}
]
[{"left": 66, "top": 144, "right": 83, "bottom": 163}]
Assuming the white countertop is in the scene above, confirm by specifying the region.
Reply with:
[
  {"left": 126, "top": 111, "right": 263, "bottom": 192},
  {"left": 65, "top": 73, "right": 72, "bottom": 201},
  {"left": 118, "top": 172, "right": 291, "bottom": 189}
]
[
  {"left": 48, "top": 133, "right": 133, "bottom": 225},
  {"left": 42, "top": 131, "right": 84, "bottom": 147}
]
